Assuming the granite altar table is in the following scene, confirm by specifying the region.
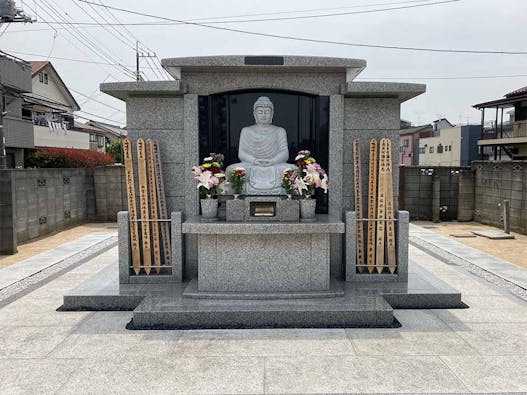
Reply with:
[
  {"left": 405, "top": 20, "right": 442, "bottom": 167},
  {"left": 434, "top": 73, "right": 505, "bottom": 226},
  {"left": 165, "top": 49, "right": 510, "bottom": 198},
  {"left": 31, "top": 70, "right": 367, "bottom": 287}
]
[{"left": 182, "top": 215, "right": 345, "bottom": 293}]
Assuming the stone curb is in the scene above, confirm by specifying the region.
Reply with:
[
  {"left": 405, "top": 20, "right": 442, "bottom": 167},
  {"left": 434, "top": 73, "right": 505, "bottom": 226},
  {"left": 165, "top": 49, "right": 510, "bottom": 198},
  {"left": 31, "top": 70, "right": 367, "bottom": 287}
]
[
  {"left": 409, "top": 225, "right": 527, "bottom": 301},
  {"left": 0, "top": 236, "right": 118, "bottom": 307}
]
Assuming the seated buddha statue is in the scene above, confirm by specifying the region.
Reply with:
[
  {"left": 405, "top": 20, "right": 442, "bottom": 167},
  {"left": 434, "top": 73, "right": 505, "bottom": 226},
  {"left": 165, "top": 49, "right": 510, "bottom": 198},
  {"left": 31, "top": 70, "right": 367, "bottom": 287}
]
[{"left": 226, "top": 96, "right": 294, "bottom": 195}]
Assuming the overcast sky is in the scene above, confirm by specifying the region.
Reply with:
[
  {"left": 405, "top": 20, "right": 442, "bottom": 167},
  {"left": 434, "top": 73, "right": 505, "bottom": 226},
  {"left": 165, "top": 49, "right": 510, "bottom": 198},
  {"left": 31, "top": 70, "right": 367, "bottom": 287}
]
[{"left": 2, "top": 0, "right": 527, "bottom": 127}]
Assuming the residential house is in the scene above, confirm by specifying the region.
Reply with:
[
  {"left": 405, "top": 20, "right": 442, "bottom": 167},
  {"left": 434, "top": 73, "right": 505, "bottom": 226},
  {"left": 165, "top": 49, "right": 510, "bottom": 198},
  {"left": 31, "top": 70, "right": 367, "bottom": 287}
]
[
  {"left": 24, "top": 61, "right": 88, "bottom": 150},
  {"left": 473, "top": 85, "right": 527, "bottom": 160},
  {"left": 419, "top": 125, "right": 481, "bottom": 167},
  {"left": 432, "top": 118, "right": 453, "bottom": 135},
  {"left": 0, "top": 53, "right": 33, "bottom": 168},
  {"left": 399, "top": 124, "right": 433, "bottom": 166}
]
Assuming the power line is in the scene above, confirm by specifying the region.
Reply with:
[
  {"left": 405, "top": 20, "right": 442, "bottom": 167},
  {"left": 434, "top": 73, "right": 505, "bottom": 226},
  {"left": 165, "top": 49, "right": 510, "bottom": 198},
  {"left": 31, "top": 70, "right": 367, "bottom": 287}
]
[
  {"left": 21, "top": 1, "right": 125, "bottom": 81},
  {"left": 4, "top": 48, "right": 527, "bottom": 81},
  {"left": 2, "top": 0, "right": 447, "bottom": 32},
  {"left": 39, "top": 0, "right": 135, "bottom": 78},
  {"left": 47, "top": 0, "right": 461, "bottom": 26},
  {"left": 76, "top": 0, "right": 527, "bottom": 55},
  {"left": 96, "top": 0, "right": 170, "bottom": 79},
  {"left": 356, "top": 74, "right": 527, "bottom": 80},
  {"left": 68, "top": 87, "right": 124, "bottom": 113}
]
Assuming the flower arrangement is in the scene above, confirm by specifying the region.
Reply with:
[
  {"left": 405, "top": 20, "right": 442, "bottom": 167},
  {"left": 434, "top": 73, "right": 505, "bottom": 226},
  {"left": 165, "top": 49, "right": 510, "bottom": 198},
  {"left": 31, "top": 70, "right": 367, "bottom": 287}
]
[
  {"left": 192, "top": 153, "right": 226, "bottom": 199},
  {"left": 229, "top": 167, "right": 246, "bottom": 196},
  {"left": 281, "top": 169, "right": 298, "bottom": 196},
  {"left": 293, "top": 150, "right": 328, "bottom": 198}
]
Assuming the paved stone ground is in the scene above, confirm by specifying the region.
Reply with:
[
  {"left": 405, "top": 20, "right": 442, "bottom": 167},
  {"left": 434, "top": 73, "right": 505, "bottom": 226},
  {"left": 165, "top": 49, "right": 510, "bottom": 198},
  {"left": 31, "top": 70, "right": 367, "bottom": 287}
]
[
  {"left": 0, "top": 223, "right": 117, "bottom": 269},
  {"left": 412, "top": 220, "right": 527, "bottom": 269},
  {"left": 0, "top": 244, "right": 526, "bottom": 393}
]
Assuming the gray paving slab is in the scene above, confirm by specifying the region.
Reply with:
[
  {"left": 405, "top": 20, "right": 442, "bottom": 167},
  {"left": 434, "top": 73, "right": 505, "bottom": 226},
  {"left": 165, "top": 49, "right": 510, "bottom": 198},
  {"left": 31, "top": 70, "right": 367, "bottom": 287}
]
[
  {"left": 410, "top": 224, "right": 527, "bottom": 291},
  {"left": 264, "top": 355, "right": 470, "bottom": 393},
  {"left": 472, "top": 229, "right": 515, "bottom": 239},
  {"left": 0, "top": 232, "right": 115, "bottom": 290}
]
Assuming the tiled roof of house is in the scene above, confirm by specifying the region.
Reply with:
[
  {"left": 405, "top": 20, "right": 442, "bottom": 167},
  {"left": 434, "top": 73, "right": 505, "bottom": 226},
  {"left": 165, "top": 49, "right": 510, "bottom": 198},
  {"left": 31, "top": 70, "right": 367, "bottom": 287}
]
[
  {"left": 30, "top": 61, "right": 49, "bottom": 76},
  {"left": 505, "top": 85, "right": 527, "bottom": 97}
]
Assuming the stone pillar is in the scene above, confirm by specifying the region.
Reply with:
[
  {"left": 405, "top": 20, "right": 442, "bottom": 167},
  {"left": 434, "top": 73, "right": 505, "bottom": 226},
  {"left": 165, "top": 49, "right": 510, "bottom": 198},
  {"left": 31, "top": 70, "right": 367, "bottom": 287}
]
[
  {"left": 0, "top": 170, "right": 16, "bottom": 254},
  {"left": 329, "top": 94, "right": 344, "bottom": 277},
  {"left": 345, "top": 211, "right": 357, "bottom": 281},
  {"left": 432, "top": 173, "right": 440, "bottom": 223},
  {"left": 171, "top": 211, "right": 183, "bottom": 282},
  {"left": 183, "top": 94, "right": 200, "bottom": 279},
  {"left": 457, "top": 169, "right": 475, "bottom": 222}
]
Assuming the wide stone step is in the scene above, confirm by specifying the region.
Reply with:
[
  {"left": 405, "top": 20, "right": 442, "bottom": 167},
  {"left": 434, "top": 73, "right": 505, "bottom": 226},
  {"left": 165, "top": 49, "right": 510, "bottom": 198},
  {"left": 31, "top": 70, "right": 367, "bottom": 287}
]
[{"left": 129, "top": 295, "right": 394, "bottom": 330}]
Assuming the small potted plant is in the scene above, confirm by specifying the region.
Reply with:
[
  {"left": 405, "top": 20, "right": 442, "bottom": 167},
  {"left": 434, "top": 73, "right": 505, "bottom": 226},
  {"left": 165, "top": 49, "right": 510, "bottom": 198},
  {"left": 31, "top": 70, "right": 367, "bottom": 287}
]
[
  {"left": 192, "top": 153, "right": 225, "bottom": 219},
  {"left": 294, "top": 150, "right": 328, "bottom": 219},
  {"left": 229, "top": 167, "right": 246, "bottom": 199}
]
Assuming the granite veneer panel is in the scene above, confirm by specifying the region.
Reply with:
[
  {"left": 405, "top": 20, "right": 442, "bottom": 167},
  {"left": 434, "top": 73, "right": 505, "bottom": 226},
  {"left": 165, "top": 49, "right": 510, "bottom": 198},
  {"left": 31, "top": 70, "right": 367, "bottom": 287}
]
[
  {"left": 126, "top": 96, "right": 184, "bottom": 129},
  {"left": 343, "top": 130, "right": 400, "bottom": 164},
  {"left": 344, "top": 98, "right": 400, "bottom": 130},
  {"left": 183, "top": 94, "right": 200, "bottom": 280},
  {"left": 345, "top": 211, "right": 357, "bottom": 281},
  {"left": 171, "top": 211, "right": 183, "bottom": 282},
  {"left": 126, "top": 129, "right": 185, "bottom": 163},
  {"left": 197, "top": 233, "right": 329, "bottom": 292},
  {"left": 329, "top": 94, "right": 344, "bottom": 277},
  {"left": 182, "top": 215, "right": 345, "bottom": 234},
  {"left": 117, "top": 211, "right": 130, "bottom": 284},
  {"left": 345, "top": 211, "right": 409, "bottom": 282},
  {"left": 183, "top": 72, "right": 346, "bottom": 96}
]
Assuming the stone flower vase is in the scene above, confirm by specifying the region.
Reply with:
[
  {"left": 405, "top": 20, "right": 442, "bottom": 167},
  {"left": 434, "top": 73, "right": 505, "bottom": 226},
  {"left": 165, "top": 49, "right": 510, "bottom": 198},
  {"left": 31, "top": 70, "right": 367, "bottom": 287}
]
[
  {"left": 300, "top": 196, "right": 316, "bottom": 220},
  {"left": 200, "top": 196, "right": 218, "bottom": 219}
]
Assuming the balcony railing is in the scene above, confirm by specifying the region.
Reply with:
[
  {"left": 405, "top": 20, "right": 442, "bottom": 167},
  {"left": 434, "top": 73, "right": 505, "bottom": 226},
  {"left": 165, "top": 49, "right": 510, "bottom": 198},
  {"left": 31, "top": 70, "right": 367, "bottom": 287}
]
[{"left": 482, "top": 121, "right": 527, "bottom": 139}]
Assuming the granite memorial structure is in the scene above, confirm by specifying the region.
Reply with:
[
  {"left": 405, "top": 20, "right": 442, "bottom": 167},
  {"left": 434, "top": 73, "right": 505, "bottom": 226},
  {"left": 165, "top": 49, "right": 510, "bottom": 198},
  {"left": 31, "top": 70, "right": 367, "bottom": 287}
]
[{"left": 62, "top": 56, "right": 464, "bottom": 329}]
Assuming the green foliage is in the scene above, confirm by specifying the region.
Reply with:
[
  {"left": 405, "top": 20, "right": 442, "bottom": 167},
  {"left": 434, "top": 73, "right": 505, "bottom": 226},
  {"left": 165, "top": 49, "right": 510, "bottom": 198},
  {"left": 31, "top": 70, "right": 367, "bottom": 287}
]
[{"left": 107, "top": 140, "right": 123, "bottom": 163}]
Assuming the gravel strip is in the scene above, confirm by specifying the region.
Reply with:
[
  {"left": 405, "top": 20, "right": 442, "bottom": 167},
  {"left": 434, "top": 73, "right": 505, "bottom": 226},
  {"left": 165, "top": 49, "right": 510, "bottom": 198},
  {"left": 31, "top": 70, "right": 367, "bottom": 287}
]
[
  {"left": 410, "top": 235, "right": 527, "bottom": 301},
  {"left": 0, "top": 236, "right": 117, "bottom": 305}
]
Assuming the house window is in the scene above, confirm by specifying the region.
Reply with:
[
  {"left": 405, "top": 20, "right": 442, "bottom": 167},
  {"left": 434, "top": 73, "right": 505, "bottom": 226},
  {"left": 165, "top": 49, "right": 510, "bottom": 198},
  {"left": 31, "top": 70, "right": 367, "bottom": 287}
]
[
  {"left": 43, "top": 73, "right": 48, "bottom": 84},
  {"left": 90, "top": 134, "right": 97, "bottom": 143},
  {"left": 420, "top": 147, "right": 425, "bottom": 154},
  {"left": 97, "top": 135, "right": 105, "bottom": 148},
  {"left": 429, "top": 147, "right": 434, "bottom": 154},
  {"left": 399, "top": 146, "right": 404, "bottom": 152},
  {"left": 437, "top": 144, "right": 443, "bottom": 154},
  {"left": 22, "top": 108, "right": 32, "bottom": 120},
  {"left": 448, "top": 145, "right": 452, "bottom": 151},
  {"left": 39, "top": 73, "right": 43, "bottom": 83},
  {"left": 403, "top": 138, "right": 409, "bottom": 147}
]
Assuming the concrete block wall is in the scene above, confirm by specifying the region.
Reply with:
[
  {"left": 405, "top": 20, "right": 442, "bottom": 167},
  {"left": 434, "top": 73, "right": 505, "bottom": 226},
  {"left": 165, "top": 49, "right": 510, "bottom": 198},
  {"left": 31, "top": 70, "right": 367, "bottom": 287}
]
[
  {"left": 0, "top": 171, "right": 17, "bottom": 254},
  {"left": 13, "top": 168, "right": 95, "bottom": 243},
  {"left": 474, "top": 161, "right": 527, "bottom": 234},
  {"left": 457, "top": 169, "right": 475, "bottom": 221},
  {"left": 399, "top": 166, "right": 468, "bottom": 221},
  {"left": 0, "top": 168, "right": 99, "bottom": 253},
  {"left": 93, "top": 165, "right": 127, "bottom": 221}
]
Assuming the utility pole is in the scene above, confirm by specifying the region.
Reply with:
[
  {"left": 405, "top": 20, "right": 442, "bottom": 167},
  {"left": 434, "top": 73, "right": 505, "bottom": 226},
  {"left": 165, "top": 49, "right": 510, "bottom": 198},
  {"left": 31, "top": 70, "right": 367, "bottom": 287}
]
[
  {"left": 135, "top": 40, "right": 158, "bottom": 82},
  {"left": 0, "top": 0, "right": 35, "bottom": 168}
]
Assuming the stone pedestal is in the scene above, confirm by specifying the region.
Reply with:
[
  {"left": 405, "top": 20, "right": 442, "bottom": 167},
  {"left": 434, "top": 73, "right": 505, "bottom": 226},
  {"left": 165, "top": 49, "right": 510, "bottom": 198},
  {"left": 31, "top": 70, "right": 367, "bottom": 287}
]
[
  {"left": 225, "top": 196, "right": 300, "bottom": 222},
  {"left": 182, "top": 215, "right": 344, "bottom": 293}
]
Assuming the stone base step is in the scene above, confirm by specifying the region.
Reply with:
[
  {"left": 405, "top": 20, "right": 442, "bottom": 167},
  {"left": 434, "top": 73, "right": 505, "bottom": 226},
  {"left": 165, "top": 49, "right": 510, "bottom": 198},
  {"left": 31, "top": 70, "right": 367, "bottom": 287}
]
[
  {"left": 182, "top": 278, "right": 345, "bottom": 300},
  {"left": 129, "top": 295, "right": 394, "bottom": 330}
]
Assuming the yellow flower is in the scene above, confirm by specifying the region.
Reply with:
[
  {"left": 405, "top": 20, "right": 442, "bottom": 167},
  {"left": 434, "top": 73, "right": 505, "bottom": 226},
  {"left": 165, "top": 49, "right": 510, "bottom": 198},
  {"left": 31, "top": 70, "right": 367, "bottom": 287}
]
[{"left": 203, "top": 163, "right": 211, "bottom": 169}]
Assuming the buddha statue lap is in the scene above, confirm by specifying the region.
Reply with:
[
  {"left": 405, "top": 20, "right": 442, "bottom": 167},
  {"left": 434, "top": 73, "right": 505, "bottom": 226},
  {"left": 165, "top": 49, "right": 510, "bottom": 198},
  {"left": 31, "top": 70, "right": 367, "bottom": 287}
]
[{"left": 226, "top": 96, "right": 294, "bottom": 195}]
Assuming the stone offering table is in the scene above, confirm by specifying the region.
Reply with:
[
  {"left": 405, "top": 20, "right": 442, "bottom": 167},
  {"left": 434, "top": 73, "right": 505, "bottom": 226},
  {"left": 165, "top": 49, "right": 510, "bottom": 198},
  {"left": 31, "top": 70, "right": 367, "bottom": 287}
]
[{"left": 182, "top": 215, "right": 345, "bottom": 293}]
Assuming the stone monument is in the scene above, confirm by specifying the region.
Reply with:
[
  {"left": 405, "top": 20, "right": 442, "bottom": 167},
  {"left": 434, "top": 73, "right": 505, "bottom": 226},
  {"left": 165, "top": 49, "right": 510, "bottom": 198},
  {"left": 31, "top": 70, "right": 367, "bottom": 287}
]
[
  {"left": 226, "top": 96, "right": 294, "bottom": 195},
  {"left": 61, "top": 56, "right": 465, "bottom": 330}
]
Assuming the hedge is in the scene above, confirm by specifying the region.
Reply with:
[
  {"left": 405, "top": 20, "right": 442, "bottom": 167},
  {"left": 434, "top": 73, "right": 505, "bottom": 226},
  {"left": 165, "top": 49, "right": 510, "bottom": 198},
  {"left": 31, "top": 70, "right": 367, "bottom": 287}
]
[{"left": 25, "top": 148, "right": 115, "bottom": 168}]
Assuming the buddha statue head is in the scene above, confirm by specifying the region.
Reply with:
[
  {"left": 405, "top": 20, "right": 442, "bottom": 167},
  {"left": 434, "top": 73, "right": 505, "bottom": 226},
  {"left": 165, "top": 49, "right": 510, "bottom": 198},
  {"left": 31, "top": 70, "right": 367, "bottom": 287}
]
[{"left": 253, "top": 96, "right": 274, "bottom": 126}]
